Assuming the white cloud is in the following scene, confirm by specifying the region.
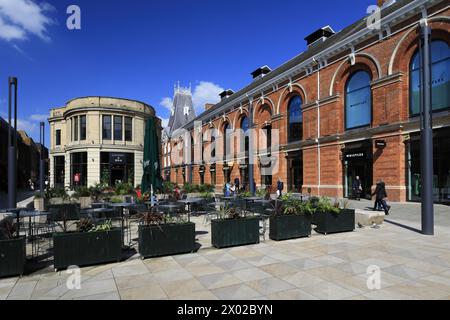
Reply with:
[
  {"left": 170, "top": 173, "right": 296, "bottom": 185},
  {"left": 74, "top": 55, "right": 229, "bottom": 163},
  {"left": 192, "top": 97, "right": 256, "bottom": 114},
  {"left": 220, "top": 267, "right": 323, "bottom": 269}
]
[
  {"left": 29, "top": 114, "right": 48, "bottom": 121},
  {"left": 161, "top": 118, "right": 169, "bottom": 128},
  {"left": 17, "top": 118, "right": 38, "bottom": 133},
  {"left": 0, "top": 0, "right": 55, "bottom": 42},
  {"left": 160, "top": 97, "right": 173, "bottom": 111},
  {"left": 192, "top": 81, "right": 223, "bottom": 114}
]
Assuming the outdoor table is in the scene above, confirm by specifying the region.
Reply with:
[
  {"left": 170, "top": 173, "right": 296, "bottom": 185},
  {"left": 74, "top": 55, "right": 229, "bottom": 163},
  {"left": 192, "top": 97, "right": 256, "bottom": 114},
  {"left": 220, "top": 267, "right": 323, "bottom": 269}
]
[
  {"left": 177, "top": 198, "right": 203, "bottom": 222},
  {"left": 156, "top": 204, "right": 182, "bottom": 217},
  {"left": 83, "top": 208, "right": 115, "bottom": 220}
]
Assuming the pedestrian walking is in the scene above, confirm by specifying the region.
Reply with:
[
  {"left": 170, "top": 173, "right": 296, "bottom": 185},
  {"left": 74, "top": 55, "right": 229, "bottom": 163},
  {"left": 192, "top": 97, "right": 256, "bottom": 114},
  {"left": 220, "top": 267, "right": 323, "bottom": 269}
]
[
  {"left": 352, "top": 176, "right": 363, "bottom": 201},
  {"left": 234, "top": 177, "right": 240, "bottom": 194},
  {"left": 277, "top": 178, "right": 284, "bottom": 199},
  {"left": 372, "top": 180, "right": 390, "bottom": 215}
]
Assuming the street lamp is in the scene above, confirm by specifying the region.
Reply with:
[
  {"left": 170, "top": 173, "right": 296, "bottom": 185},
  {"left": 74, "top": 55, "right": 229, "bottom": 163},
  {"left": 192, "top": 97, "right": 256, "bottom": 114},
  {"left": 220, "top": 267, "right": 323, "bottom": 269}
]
[
  {"left": 40, "top": 122, "right": 45, "bottom": 195},
  {"left": 8, "top": 77, "right": 18, "bottom": 209},
  {"left": 419, "top": 21, "right": 434, "bottom": 236}
]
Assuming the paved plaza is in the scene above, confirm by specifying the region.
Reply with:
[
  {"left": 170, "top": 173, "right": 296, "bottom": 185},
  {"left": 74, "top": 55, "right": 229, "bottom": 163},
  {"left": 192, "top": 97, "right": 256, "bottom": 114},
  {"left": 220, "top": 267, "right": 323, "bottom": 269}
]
[{"left": 1, "top": 200, "right": 450, "bottom": 300}]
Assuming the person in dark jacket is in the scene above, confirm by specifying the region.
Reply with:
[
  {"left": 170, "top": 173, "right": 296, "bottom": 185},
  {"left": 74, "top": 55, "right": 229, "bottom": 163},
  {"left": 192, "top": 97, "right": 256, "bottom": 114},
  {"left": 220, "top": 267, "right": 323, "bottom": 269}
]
[
  {"left": 277, "top": 178, "right": 284, "bottom": 199},
  {"left": 352, "top": 176, "right": 362, "bottom": 201},
  {"left": 234, "top": 177, "right": 240, "bottom": 194},
  {"left": 372, "top": 181, "right": 390, "bottom": 215}
]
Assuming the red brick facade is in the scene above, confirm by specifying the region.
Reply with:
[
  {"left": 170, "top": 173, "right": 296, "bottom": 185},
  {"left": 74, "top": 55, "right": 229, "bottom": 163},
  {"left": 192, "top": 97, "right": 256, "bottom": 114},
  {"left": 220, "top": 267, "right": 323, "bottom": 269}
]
[{"left": 162, "top": 1, "right": 450, "bottom": 202}]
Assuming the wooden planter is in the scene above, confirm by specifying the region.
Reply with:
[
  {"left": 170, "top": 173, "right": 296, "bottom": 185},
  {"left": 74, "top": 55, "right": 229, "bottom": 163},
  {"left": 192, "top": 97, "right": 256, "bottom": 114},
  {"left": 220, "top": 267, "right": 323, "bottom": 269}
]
[
  {"left": 138, "top": 223, "right": 196, "bottom": 259},
  {"left": 79, "top": 197, "right": 92, "bottom": 209},
  {"left": 53, "top": 229, "right": 122, "bottom": 271},
  {"left": 34, "top": 198, "right": 48, "bottom": 212},
  {"left": 314, "top": 209, "right": 355, "bottom": 235},
  {"left": 0, "top": 237, "right": 26, "bottom": 278},
  {"left": 211, "top": 218, "right": 260, "bottom": 249},
  {"left": 269, "top": 214, "right": 312, "bottom": 241}
]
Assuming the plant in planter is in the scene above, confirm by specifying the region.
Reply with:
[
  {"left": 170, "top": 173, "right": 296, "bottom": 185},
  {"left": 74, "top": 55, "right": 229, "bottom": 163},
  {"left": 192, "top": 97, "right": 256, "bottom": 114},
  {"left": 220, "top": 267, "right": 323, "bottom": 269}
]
[
  {"left": 211, "top": 205, "right": 260, "bottom": 249},
  {"left": 269, "top": 195, "right": 313, "bottom": 241},
  {"left": 73, "top": 186, "right": 92, "bottom": 209},
  {"left": 33, "top": 193, "right": 49, "bottom": 211},
  {"left": 53, "top": 216, "right": 122, "bottom": 271},
  {"left": 314, "top": 197, "right": 355, "bottom": 235},
  {"left": 0, "top": 218, "right": 26, "bottom": 278},
  {"left": 137, "top": 210, "right": 196, "bottom": 259},
  {"left": 46, "top": 187, "right": 70, "bottom": 205}
]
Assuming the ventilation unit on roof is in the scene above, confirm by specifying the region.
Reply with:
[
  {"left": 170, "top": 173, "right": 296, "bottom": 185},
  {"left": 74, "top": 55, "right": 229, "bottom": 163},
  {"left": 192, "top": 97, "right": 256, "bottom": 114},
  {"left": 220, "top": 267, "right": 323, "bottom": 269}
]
[{"left": 304, "top": 26, "right": 336, "bottom": 48}]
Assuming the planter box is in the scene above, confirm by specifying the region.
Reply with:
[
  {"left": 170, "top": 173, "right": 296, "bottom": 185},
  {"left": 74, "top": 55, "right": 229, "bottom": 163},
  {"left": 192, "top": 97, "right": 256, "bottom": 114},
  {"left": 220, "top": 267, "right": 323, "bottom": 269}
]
[
  {"left": 314, "top": 209, "right": 355, "bottom": 235},
  {"left": 50, "top": 197, "right": 64, "bottom": 205},
  {"left": 34, "top": 198, "right": 48, "bottom": 212},
  {"left": 269, "top": 214, "right": 312, "bottom": 241},
  {"left": 53, "top": 229, "right": 122, "bottom": 270},
  {"left": 0, "top": 237, "right": 26, "bottom": 278},
  {"left": 211, "top": 217, "right": 260, "bottom": 249},
  {"left": 79, "top": 197, "right": 92, "bottom": 209},
  {"left": 138, "top": 223, "right": 196, "bottom": 259}
]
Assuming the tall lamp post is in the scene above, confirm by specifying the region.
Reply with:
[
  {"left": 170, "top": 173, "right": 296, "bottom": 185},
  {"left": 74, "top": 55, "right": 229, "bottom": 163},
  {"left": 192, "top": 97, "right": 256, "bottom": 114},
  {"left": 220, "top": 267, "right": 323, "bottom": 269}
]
[
  {"left": 8, "top": 77, "right": 18, "bottom": 209},
  {"left": 419, "top": 21, "right": 434, "bottom": 235},
  {"left": 248, "top": 97, "right": 255, "bottom": 196},
  {"left": 39, "top": 122, "right": 45, "bottom": 196}
]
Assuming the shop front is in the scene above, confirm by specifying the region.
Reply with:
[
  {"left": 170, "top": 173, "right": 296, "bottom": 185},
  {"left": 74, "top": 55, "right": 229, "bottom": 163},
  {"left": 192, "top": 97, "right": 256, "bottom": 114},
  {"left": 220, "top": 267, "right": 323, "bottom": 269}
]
[
  {"left": 100, "top": 152, "right": 135, "bottom": 186},
  {"left": 407, "top": 127, "right": 450, "bottom": 204},
  {"left": 343, "top": 140, "right": 373, "bottom": 200}
]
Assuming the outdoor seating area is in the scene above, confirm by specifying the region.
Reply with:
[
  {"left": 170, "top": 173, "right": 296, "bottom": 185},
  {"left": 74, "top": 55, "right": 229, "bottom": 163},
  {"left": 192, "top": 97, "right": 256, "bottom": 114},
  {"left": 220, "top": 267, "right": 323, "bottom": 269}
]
[{"left": 0, "top": 183, "right": 357, "bottom": 280}]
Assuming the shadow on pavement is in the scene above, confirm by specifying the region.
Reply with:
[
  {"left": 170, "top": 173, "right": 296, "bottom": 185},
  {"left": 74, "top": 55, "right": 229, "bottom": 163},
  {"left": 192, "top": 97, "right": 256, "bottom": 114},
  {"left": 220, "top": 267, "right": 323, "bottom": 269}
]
[{"left": 384, "top": 219, "right": 422, "bottom": 234}]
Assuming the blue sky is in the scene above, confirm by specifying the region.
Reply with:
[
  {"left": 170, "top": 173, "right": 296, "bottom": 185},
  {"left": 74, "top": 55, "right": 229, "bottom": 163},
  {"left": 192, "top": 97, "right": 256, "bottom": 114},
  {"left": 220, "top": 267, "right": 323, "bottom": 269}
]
[{"left": 0, "top": 0, "right": 374, "bottom": 144}]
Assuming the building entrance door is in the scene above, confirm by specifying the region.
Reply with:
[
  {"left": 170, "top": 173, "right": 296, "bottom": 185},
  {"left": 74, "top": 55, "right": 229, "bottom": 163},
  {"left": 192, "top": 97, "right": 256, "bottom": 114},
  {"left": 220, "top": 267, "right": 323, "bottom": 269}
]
[
  {"left": 288, "top": 152, "right": 303, "bottom": 193},
  {"left": 111, "top": 165, "right": 125, "bottom": 186},
  {"left": 343, "top": 145, "right": 373, "bottom": 200}
]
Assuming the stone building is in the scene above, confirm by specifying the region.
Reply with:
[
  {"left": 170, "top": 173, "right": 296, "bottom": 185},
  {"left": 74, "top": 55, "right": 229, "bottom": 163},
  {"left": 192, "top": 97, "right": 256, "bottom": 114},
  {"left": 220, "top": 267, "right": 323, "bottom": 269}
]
[
  {"left": 162, "top": 0, "right": 450, "bottom": 204},
  {"left": 48, "top": 97, "right": 161, "bottom": 189}
]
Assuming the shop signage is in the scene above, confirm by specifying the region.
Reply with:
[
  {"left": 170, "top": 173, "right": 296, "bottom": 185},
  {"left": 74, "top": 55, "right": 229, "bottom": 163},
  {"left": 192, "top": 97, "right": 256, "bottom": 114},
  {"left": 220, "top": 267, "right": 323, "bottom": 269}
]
[
  {"left": 345, "top": 152, "right": 366, "bottom": 160},
  {"left": 375, "top": 140, "right": 387, "bottom": 148},
  {"left": 110, "top": 153, "right": 126, "bottom": 164}
]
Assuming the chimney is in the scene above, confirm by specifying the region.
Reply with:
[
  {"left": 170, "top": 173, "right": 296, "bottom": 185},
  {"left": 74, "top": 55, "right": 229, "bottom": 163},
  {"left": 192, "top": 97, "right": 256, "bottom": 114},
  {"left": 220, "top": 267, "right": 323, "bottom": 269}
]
[
  {"left": 219, "top": 89, "right": 235, "bottom": 100},
  {"left": 304, "top": 26, "right": 335, "bottom": 47},
  {"left": 205, "top": 103, "right": 214, "bottom": 111},
  {"left": 251, "top": 66, "right": 272, "bottom": 80}
]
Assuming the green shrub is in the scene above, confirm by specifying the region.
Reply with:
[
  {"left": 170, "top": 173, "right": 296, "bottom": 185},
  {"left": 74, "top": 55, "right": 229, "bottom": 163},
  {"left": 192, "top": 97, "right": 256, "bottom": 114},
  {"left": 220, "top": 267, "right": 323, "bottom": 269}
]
[
  {"left": 316, "top": 196, "right": 340, "bottom": 214},
  {"left": 73, "top": 186, "right": 91, "bottom": 198},
  {"left": 114, "top": 182, "right": 135, "bottom": 196}
]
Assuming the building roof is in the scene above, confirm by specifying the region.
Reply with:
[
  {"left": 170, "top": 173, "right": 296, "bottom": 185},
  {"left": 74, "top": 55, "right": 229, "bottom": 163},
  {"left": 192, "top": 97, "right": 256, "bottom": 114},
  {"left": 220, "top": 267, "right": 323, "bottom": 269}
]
[
  {"left": 167, "top": 84, "right": 196, "bottom": 136},
  {"left": 181, "top": 0, "right": 422, "bottom": 129}
]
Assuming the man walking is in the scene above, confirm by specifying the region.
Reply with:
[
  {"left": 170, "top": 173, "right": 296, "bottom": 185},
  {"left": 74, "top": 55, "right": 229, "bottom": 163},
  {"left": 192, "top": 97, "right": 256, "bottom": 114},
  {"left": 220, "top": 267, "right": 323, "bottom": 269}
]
[
  {"left": 352, "top": 176, "right": 362, "bottom": 201},
  {"left": 372, "top": 180, "right": 390, "bottom": 215},
  {"left": 277, "top": 178, "right": 284, "bottom": 199},
  {"left": 234, "top": 177, "right": 240, "bottom": 194}
]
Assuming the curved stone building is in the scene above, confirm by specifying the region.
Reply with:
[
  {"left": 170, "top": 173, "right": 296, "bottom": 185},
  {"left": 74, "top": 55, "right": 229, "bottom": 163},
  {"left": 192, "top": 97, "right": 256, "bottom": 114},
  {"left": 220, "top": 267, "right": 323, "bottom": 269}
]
[{"left": 49, "top": 97, "right": 161, "bottom": 188}]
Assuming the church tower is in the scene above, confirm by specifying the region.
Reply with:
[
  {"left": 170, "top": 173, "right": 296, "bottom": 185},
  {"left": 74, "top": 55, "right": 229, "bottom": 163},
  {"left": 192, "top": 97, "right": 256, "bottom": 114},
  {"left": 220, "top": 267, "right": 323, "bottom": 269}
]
[{"left": 167, "top": 82, "right": 196, "bottom": 136}]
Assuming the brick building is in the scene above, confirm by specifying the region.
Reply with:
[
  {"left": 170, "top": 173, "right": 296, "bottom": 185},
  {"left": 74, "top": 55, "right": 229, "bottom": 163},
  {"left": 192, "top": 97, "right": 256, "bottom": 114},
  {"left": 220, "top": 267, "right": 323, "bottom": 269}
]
[{"left": 162, "top": 0, "right": 450, "bottom": 204}]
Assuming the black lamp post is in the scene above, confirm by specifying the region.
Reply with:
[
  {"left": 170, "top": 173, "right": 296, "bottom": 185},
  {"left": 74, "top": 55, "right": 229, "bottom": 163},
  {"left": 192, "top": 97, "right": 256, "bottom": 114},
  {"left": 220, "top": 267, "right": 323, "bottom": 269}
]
[
  {"left": 7, "top": 77, "right": 18, "bottom": 209},
  {"left": 248, "top": 98, "right": 255, "bottom": 196},
  {"left": 419, "top": 23, "right": 434, "bottom": 235},
  {"left": 40, "top": 122, "right": 45, "bottom": 195}
]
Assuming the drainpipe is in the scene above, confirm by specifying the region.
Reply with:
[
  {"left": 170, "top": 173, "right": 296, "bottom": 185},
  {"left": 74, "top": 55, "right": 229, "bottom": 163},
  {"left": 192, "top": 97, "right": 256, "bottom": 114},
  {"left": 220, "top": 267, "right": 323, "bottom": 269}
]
[{"left": 314, "top": 58, "right": 321, "bottom": 197}]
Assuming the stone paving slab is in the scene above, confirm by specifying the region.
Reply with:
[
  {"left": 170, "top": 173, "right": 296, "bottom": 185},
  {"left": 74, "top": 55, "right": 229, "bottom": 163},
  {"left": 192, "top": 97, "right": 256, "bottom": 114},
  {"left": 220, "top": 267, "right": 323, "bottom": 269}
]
[{"left": 1, "top": 201, "right": 449, "bottom": 300}]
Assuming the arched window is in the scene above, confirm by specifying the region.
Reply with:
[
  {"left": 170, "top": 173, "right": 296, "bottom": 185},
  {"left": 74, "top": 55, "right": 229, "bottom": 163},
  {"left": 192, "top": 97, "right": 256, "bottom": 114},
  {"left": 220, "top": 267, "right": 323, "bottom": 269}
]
[
  {"left": 288, "top": 96, "right": 302, "bottom": 142},
  {"left": 241, "top": 116, "right": 249, "bottom": 153},
  {"left": 345, "top": 70, "right": 372, "bottom": 130},
  {"left": 211, "top": 136, "right": 216, "bottom": 159},
  {"left": 410, "top": 40, "right": 450, "bottom": 116},
  {"left": 223, "top": 122, "right": 229, "bottom": 160}
]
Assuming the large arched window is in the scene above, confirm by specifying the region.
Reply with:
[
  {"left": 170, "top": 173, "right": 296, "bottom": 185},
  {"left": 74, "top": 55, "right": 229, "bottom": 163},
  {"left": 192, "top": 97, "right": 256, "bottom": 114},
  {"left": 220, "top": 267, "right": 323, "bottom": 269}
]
[
  {"left": 410, "top": 40, "right": 450, "bottom": 116},
  {"left": 345, "top": 70, "right": 372, "bottom": 130},
  {"left": 223, "top": 122, "right": 229, "bottom": 160},
  {"left": 288, "top": 96, "right": 302, "bottom": 142},
  {"left": 241, "top": 116, "right": 249, "bottom": 153}
]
